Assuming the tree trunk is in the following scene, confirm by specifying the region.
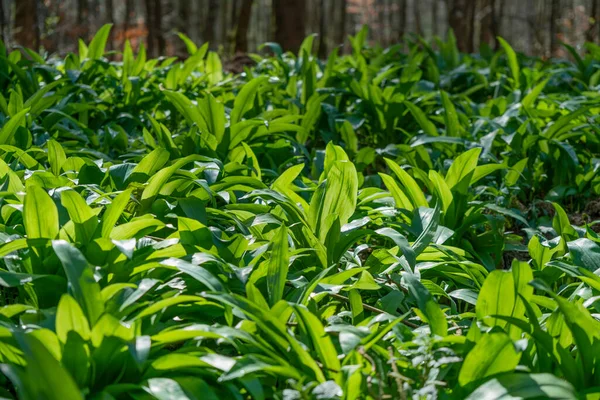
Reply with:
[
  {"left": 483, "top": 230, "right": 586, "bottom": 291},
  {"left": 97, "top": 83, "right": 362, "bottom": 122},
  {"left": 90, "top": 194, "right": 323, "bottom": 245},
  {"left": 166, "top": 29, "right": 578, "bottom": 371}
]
[
  {"left": 154, "top": 0, "right": 165, "bottom": 55},
  {"left": 335, "top": 0, "right": 347, "bottom": 49},
  {"left": 431, "top": 0, "right": 439, "bottom": 37},
  {"left": 318, "top": 0, "right": 327, "bottom": 57},
  {"left": 397, "top": 0, "right": 407, "bottom": 39},
  {"left": 235, "top": 0, "right": 253, "bottom": 53},
  {"left": 273, "top": 0, "right": 306, "bottom": 53},
  {"left": 178, "top": 0, "right": 191, "bottom": 54},
  {"left": 447, "top": 0, "right": 475, "bottom": 52},
  {"left": 106, "top": 0, "right": 114, "bottom": 50},
  {"left": 204, "top": 0, "right": 219, "bottom": 48},
  {"left": 550, "top": 0, "right": 560, "bottom": 56},
  {"left": 123, "top": 0, "right": 134, "bottom": 42},
  {"left": 413, "top": 0, "right": 423, "bottom": 36},
  {"left": 77, "top": 0, "right": 89, "bottom": 40},
  {"left": 587, "top": 0, "right": 600, "bottom": 42},
  {"left": 14, "top": 0, "right": 39, "bottom": 49},
  {"left": 0, "top": 0, "right": 5, "bottom": 43},
  {"left": 479, "top": 0, "right": 497, "bottom": 47},
  {"left": 144, "top": 0, "right": 155, "bottom": 55}
]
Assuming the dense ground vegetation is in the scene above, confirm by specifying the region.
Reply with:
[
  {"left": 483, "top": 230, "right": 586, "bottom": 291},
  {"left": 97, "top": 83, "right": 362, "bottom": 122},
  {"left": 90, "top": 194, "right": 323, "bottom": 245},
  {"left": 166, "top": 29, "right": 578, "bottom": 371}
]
[{"left": 0, "top": 24, "right": 600, "bottom": 399}]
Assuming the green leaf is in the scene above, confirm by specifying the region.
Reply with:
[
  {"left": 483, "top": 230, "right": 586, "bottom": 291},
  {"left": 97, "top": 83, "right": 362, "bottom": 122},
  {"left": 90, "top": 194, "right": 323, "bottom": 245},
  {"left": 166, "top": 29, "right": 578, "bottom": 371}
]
[
  {"left": 56, "top": 294, "right": 91, "bottom": 343},
  {"left": 292, "top": 304, "right": 341, "bottom": 383},
  {"left": 309, "top": 160, "right": 358, "bottom": 243},
  {"left": 47, "top": 139, "right": 67, "bottom": 176},
  {"left": 459, "top": 331, "right": 521, "bottom": 387},
  {"left": 552, "top": 202, "right": 578, "bottom": 240},
  {"left": 440, "top": 91, "right": 460, "bottom": 137},
  {"left": 52, "top": 240, "right": 104, "bottom": 324},
  {"left": 198, "top": 93, "right": 225, "bottom": 143},
  {"left": 466, "top": 373, "right": 576, "bottom": 399},
  {"left": 403, "top": 272, "right": 447, "bottom": 336},
  {"left": 61, "top": 190, "right": 98, "bottom": 244},
  {"left": 404, "top": 101, "right": 438, "bottom": 137},
  {"left": 231, "top": 77, "right": 268, "bottom": 125},
  {"left": 0, "top": 107, "right": 29, "bottom": 145},
  {"left": 505, "top": 158, "right": 528, "bottom": 187},
  {"left": 10, "top": 333, "right": 83, "bottom": 400},
  {"left": 384, "top": 158, "right": 428, "bottom": 209},
  {"left": 476, "top": 270, "right": 515, "bottom": 328},
  {"left": 267, "top": 226, "right": 289, "bottom": 306},
  {"left": 206, "top": 52, "right": 223, "bottom": 85},
  {"left": 87, "top": 24, "right": 112, "bottom": 60},
  {"left": 498, "top": 37, "right": 520, "bottom": 89},
  {"left": 24, "top": 185, "right": 59, "bottom": 239},
  {"left": 445, "top": 148, "right": 481, "bottom": 194}
]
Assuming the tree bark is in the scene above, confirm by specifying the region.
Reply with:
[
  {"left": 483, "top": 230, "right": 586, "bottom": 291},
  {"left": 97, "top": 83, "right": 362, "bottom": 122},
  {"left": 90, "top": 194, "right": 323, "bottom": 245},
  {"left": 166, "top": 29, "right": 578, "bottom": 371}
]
[
  {"left": 235, "top": 0, "right": 253, "bottom": 53},
  {"left": 178, "top": 0, "right": 191, "bottom": 55},
  {"left": 431, "top": 0, "right": 439, "bottom": 37},
  {"left": 106, "top": 0, "right": 114, "bottom": 50},
  {"left": 144, "top": 0, "right": 155, "bottom": 55},
  {"left": 77, "top": 0, "right": 89, "bottom": 40},
  {"left": 123, "top": 0, "right": 134, "bottom": 41},
  {"left": 204, "top": 0, "right": 219, "bottom": 48},
  {"left": 397, "top": 0, "right": 407, "bottom": 39},
  {"left": 413, "top": 0, "right": 423, "bottom": 36},
  {"left": 0, "top": 0, "right": 5, "bottom": 43},
  {"left": 14, "top": 0, "right": 39, "bottom": 49},
  {"left": 335, "top": 0, "right": 347, "bottom": 49},
  {"left": 479, "top": 0, "right": 497, "bottom": 47},
  {"left": 273, "top": 0, "right": 306, "bottom": 53},
  {"left": 587, "top": 0, "right": 600, "bottom": 42},
  {"left": 550, "top": 0, "right": 560, "bottom": 55},
  {"left": 318, "top": 0, "right": 327, "bottom": 57},
  {"left": 154, "top": 0, "right": 165, "bottom": 55},
  {"left": 447, "top": 0, "right": 475, "bottom": 52}
]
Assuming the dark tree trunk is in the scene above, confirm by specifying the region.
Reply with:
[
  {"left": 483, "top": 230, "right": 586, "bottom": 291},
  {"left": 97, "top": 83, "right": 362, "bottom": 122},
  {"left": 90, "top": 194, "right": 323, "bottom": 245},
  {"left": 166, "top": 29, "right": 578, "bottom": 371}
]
[
  {"left": 550, "top": 0, "right": 560, "bottom": 55},
  {"left": 587, "top": 0, "right": 600, "bottom": 42},
  {"left": 318, "top": 0, "right": 327, "bottom": 57},
  {"left": 204, "top": 0, "right": 219, "bottom": 48},
  {"left": 106, "top": 0, "right": 114, "bottom": 50},
  {"left": 123, "top": 0, "right": 134, "bottom": 42},
  {"left": 14, "top": 0, "right": 39, "bottom": 49},
  {"left": 273, "top": 0, "right": 306, "bottom": 53},
  {"left": 178, "top": 0, "right": 191, "bottom": 54},
  {"left": 154, "top": 0, "right": 165, "bottom": 55},
  {"left": 447, "top": 0, "right": 475, "bottom": 52},
  {"left": 432, "top": 0, "right": 439, "bottom": 37},
  {"left": 335, "top": 0, "right": 347, "bottom": 48},
  {"left": 235, "top": 0, "right": 253, "bottom": 53},
  {"left": 77, "top": 0, "right": 89, "bottom": 40},
  {"left": 144, "top": 0, "right": 155, "bottom": 55},
  {"left": 398, "top": 0, "right": 407, "bottom": 39},
  {"left": 414, "top": 0, "right": 423, "bottom": 36},
  {"left": 0, "top": 0, "right": 5, "bottom": 43},
  {"left": 479, "top": 0, "right": 497, "bottom": 47}
]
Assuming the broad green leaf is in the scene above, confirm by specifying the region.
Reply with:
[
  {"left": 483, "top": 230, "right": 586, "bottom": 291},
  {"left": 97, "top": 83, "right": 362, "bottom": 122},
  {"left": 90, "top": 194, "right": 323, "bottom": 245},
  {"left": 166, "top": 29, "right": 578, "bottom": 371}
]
[
  {"left": 498, "top": 37, "right": 520, "bottom": 89},
  {"left": 87, "top": 24, "right": 112, "bottom": 60},
  {"left": 61, "top": 190, "right": 98, "bottom": 244},
  {"left": 267, "top": 226, "right": 289, "bottom": 306},
  {"left": 24, "top": 186, "right": 59, "bottom": 239},
  {"left": 459, "top": 331, "right": 521, "bottom": 387},
  {"left": 52, "top": 240, "right": 104, "bottom": 324},
  {"left": 56, "top": 294, "right": 91, "bottom": 343},
  {"left": 231, "top": 77, "right": 268, "bottom": 125},
  {"left": 0, "top": 108, "right": 29, "bottom": 145},
  {"left": 476, "top": 270, "right": 515, "bottom": 328},
  {"left": 403, "top": 272, "right": 447, "bottom": 336},
  {"left": 466, "top": 373, "right": 577, "bottom": 400}
]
